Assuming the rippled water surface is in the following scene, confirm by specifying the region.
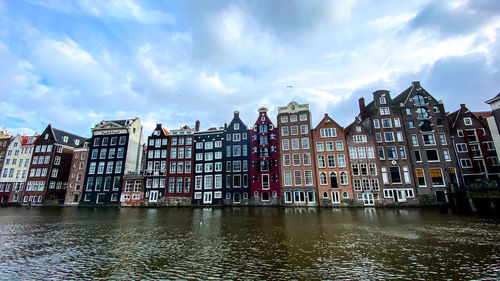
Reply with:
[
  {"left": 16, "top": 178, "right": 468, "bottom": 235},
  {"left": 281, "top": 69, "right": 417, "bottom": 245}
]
[{"left": 0, "top": 207, "right": 498, "bottom": 280}]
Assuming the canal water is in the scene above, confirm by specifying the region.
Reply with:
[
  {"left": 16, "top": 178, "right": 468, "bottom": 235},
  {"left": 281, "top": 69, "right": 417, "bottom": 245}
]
[{"left": 0, "top": 207, "right": 498, "bottom": 280}]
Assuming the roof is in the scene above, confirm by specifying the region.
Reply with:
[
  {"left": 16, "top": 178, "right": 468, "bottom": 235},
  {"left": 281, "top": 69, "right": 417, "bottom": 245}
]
[
  {"left": 52, "top": 127, "right": 86, "bottom": 148},
  {"left": 447, "top": 110, "right": 459, "bottom": 128},
  {"left": 162, "top": 128, "right": 170, "bottom": 135},
  {"left": 473, "top": 111, "right": 492, "bottom": 119},
  {"left": 21, "top": 135, "right": 39, "bottom": 146},
  {"left": 392, "top": 84, "right": 414, "bottom": 106},
  {"left": 105, "top": 119, "right": 129, "bottom": 126},
  {"left": 485, "top": 93, "right": 500, "bottom": 104}
]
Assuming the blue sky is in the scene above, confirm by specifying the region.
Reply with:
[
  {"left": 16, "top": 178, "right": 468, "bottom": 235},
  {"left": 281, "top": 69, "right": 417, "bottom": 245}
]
[{"left": 1, "top": 0, "right": 499, "bottom": 138}]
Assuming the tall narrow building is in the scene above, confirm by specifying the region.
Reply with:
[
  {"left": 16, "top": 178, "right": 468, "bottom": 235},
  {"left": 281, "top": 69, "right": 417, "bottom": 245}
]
[
  {"left": 0, "top": 129, "right": 12, "bottom": 175},
  {"left": 80, "top": 118, "right": 143, "bottom": 205},
  {"left": 250, "top": 107, "right": 280, "bottom": 205},
  {"left": 485, "top": 94, "right": 500, "bottom": 155},
  {"left": 166, "top": 124, "right": 197, "bottom": 205},
  {"left": 345, "top": 115, "right": 382, "bottom": 206},
  {"left": 447, "top": 104, "right": 500, "bottom": 183},
  {"left": 360, "top": 91, "right": 418, "bottom": 205},
  {"left": 0, "top": 134, "right": 38, "bottom": 205},
  {"left": 23, "top": 125, "right": 86, "bottom": 205},
  {"left": 64, "top": 140, "right": 90, "bottom": 205},
  {"left": 192, "top": 127, "right": 225, "bottom": 205},
  {"left": 143, "top": 124, "right": 170, "bottom": 204},
  {"left": 312, "top": 114, "right": 353, "bottom": 206},
  {"left": 223, "top": 111, "right": 251, "bottom": 205},
  {"left": 395, "top": 82, "right": 460, "bottom": 203},
  {"left": 278, "top": 102, "right": 318, "bottom": 206}
]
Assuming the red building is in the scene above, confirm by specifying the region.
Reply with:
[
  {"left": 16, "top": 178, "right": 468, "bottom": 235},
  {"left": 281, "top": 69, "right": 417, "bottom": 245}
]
[
  {"left": 64, "top": 140, "right": 90, "bottom": 205},
  {"left": 166, "top": 124, "right": 198, "bottom": 206},
  {"left": 22, "top": 124, "right": 86, "bottom": 206},
  {"left": 250, "top": 108, "right": 280, "bottom": 205},
  {"left": 121, "top": 173, "right": 144, "bottom": 206}
]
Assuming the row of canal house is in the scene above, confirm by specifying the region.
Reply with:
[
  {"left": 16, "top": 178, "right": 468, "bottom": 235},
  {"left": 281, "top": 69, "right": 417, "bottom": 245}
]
[{"left": 0, "top": 81, "right": 499, "bottom": 207}]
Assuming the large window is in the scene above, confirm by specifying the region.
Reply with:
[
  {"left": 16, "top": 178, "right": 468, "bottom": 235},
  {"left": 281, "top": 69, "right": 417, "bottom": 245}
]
[
  {"left": 429, "top": 169, "right": 444, "bottom": 186},
  {"left": 414, "top": 94, "right": 425, "bottom": 105},
  {"left": 320, "top": 128, "right": 336, "bottom": 138},
  {"left": 390, "top": 167, "right": 402, "bottom": 184}
]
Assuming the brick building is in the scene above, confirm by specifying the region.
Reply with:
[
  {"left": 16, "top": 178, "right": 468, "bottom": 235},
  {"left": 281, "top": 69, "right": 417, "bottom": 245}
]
[
  {"left": 64, "top": 140, "right": 89, "bottom": 205},
  {"left": 312, "top": 114, "right": 353, "bottom": 206}
]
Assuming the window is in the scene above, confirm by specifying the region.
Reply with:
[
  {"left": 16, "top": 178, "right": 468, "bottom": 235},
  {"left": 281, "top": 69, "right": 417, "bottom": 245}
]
[
  {"left": 294, "top": 170, "right": 302, "bottom": 186},
  {"left": 316, "top": 142, "right": 324, "bottom": 152},
  {"left": 399, "top": 146, "right": 406, "bottom": 159},
  {"left": 456, "top": 143, "right": 467, "bottom": 152},
  {"left": 325, "top": 141, "right": 334, "bottom": 151},
  {"left": 300, "top": 114, "right": 307, "bottom": 121},
  {"left": 380, "top": 107, "right": 390, "bottom": 115},
  {"left": 317, "top": 156, "right": 325, "bottom": 168},
  {"left": 300, "top": 125, "right": 308, "bottom": 134},
  {"left": 378, "top": 147, "right": 385, "bottom": 160},
  {"left": 351, "top": 164, "right": 359, "bottom": 176},
  {"left": 396, "top": 132, "right": 404, "bottom": 142},
  {"left": 115, "top": 161, "right": 122, "bottom": 173},
  {"left": 282, "top": 139, "right": 290, "bottom": 150},
  {"left": 369, "top": 163, "right": 377, "bottom": 175},
  {"left": 320, "top": 128, "right": 336, "bottom": 138},
  {"left": 336, "top": 141, "right": 344, "bottom": 151},
  {"left": 411, "top": 135, "right": 418, "bottom": 146},
  {"left": 384, "top": 132, "right": 395, "bottom": 142},
  {"left": 430, "top": 169, "right": 444, "bottom": 186},
  {"left": 291, "top": 139, "right": 299, "bottom": 150},
  {"left": 387, "top": 146, "right": 397, "bottom": 159},
  {"left": 281, "top": 127, "right": 289, "bottom": 136},
  {"left": 464, "top": 118, "right": 472, "bottom": 126},
  {"left": 281, "top": 116, "right": 288, "bottom": 123},
  {"left": 382, "top": 119, "right": 392, "bottom": 128},
  {"left": 414, "top": 94, "right": 425, "bottom": 105},
  {"left": 390, "top": 167, "right": 402, "bottom": 183},
  {"left": 408, "top": 121, "right": 415, "bottom": 128},
  {"left": 394, "top": 118, "right": 401, "bottom": 127},
  {"left": 422, "top": 134, "right": 435, "bottom": 145},
  {"left": 349, "top": 148, "right": 357, "bottom": 159},
  {"left": 290, "top": 126, "right": 298, "bottom": 135},
  {"left": 304, "top": 171, "right": 313, "bottom": 186},
  {"left": 327, "top": 155, "right": 335, "bottom": 168},
  {"left": 284, "top": 171, "right": 292, "bottom": 186},
  {"left": 337, "top": 155, "right": 346, "bottom": 167},
  {"left": 303, "top": 153, "right": 311, "bottom": 165},
  {"left": 416, "top": 168, "right": 426, "bottom": 187},
  {"left": 421, "top": 120, "right": 432, "bottom": 131},
  {"left": 426, "top": 149, "right": 439, "bottom": 161},
  {"left": 439, "top": 134, "right": 447, "bottom": 145},
  {"left": 443, "top": 149, "right": 451, "bottom": 161},
  {"left": 466, "top": 129, "right": 478, "bottom": 142},
  {"left": 417, "top": 108, "right": 428, "bottom": 118},
  {"left": 262, "top": 174, "right": 270, "bottom": 189},
  {"left": 283, "top": 154, "right": 291, "bottom": 166},
  {"left": 460, "top": 159, "right": 473, "bottom": 168},
  {"left": 301, "top": 138, "right": 310, "bottom": 149},
  {"left": 358, "top": 147, "right": 366, "bottom": 158},
  {"left": 290, "top": 115, "right": 297, "bottom": 122},
  {"left": 204, "top": 175, "right": 213, "bottom": 189}
]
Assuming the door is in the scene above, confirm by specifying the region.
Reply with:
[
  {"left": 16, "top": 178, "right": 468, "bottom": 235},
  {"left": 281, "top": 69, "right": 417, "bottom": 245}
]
[
  {"left": 363, "top": 193, "right": 374, "bottom": 205},
  {"left": 233, "top": 193, "right": 241, "bottom": 204},
  {"left": 149, "top": 191, "right": 158, "bottom": 203},
  {"left": 203, "top": 192, "right": 212, "bottom": 204},
  {"left": 395, "top": 190, "right": 406, "bottom": 202},
  {"left": 331, "top": 191, "right": 340, "bottom": 204}
]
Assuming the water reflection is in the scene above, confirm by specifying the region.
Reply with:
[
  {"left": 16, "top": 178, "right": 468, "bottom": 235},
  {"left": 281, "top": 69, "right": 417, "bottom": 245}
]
[{"left": 0, "top": 207, "right": 498, "bottom": 280}]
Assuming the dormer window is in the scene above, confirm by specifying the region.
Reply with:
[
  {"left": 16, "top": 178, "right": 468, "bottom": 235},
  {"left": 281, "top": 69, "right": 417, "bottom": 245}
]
[
  {"left": 75, "top": 140, "right": 80, "bottom": 145},
  {"left": 234, "top": 123, "right": 239, "bottom": 130},
  {"left": 464, "top": 118, "right": 472, "bottom": 126},
  {"left": 379, "top": 96, "right": 386, "bottom": 104},
  {"left": 45, "top": 134, "right": 49, "bottom": 140},
  {"left": 63, "top": 136, "right": 68, "bottom": 142}
]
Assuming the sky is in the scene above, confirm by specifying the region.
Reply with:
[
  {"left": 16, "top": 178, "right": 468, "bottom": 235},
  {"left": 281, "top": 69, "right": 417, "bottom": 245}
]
[{"left": 1, "top": 0, "right": 499, "bottom": 138}]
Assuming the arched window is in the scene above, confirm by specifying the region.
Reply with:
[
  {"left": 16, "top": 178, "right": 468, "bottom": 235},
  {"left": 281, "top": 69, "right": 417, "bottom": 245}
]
[
  {"left": 419, "top": 120, "right": 432, "bottom": 131},
  {"left": 319, "top": 172, "right": 327, "bottom": 185},
  {"left": 243, "top": 192, "right": 248, "bottom": 199},
  {"left": 416, "top": 107, "right": 428, "bottom": 118},
  {"left": 226, "top": 193, "right": 231, "bottom": 199},
  {"left": 323, "top": 192, "right": 328, "bottom": 198},
  {"left": 343, "top": 192, "right": 348, "bottom": 198},
  {"left": 414, "top": 94, "right": 425, "bottom": 105},
  {"left": 272, "top": 191, "right": 277, "bottom": 197},
  {"left": 330, "top": 172, "right": 338, "bottom": 188},
  {"left": 340, "top": 172, "right": 348, "bottom": 185}
]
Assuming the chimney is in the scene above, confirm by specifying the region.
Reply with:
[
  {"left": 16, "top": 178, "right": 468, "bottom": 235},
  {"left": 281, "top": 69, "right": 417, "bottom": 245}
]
[
  {"left": 195, "top": 120, "right": 200, "bottom": 132},
  {"left": 412, "top": 81, "right": 421, "bottom": 87},
  {"left": 224, "top": 122, "right": 228, "bottom": 129},
  {"left": 359, "top": 97, "right": 366, "bottom": 119},
  {"left": 234, "top": 110, "right": 240, "bottom": 117},
  {"left": 258, "top": 107, "right": 268, "bottom": 113},
  {"left": 460, "top": 104, "right": 466, "bottom": 110}
]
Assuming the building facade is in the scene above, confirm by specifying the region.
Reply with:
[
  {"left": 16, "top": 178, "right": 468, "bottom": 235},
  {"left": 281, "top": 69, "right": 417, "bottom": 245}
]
[
  {"left": 250, "top": 108, "right": 281, "bottom": 205},
  {"left": 345, "top": 113, "right": 383, "bottom": 206},
  {"left": 23, "top": 125, "right": 85, "bottom": 205},
  {"left": 278, "top": 102, "right": 317, "bottom": 206},
  {"left": 64, "top": 140, "right": 89, "bottom": 205},
  {"left": 166, "top": 125, "right": 196, "bottom": 205},
  {"left": 121, "top": 173, "right": 144, "bottom": 206},
  {"left": 0, "top": 135, "right": 37, "bottom": 204},
  {"left": 0, "top": 129, "right": 12, "bottom": 176},
  {"left": 362, "top": 91, "right": 418, "bottom": 205},
  {"left": 143, "top": 124, "right": 169, "bottom": 205},
  {"left": 448, "top": 104, "right": 500, "bottom": 183},
  {"left": 485, "top": 94, "right": 500, "bottom": 155},
  {"left": 223, "top": 111, "right": 251, "bottom": 205},
  {"left": 192, "top": 128, "right": 225, "bottom": 205},
  {"left": 312, "top": 114, "right": 353, "bottom": 206},
  {"left": 395, "top": 82, "right": 460, "bottom": 203},
  {"left": 80, "top": 118, "right": 143, "bottom": 205}
]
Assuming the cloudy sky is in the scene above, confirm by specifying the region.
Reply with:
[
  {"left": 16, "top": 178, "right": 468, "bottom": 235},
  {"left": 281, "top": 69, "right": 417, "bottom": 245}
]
[{"left": 1, "top": 0, "right": 499, "bottom": 138}]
